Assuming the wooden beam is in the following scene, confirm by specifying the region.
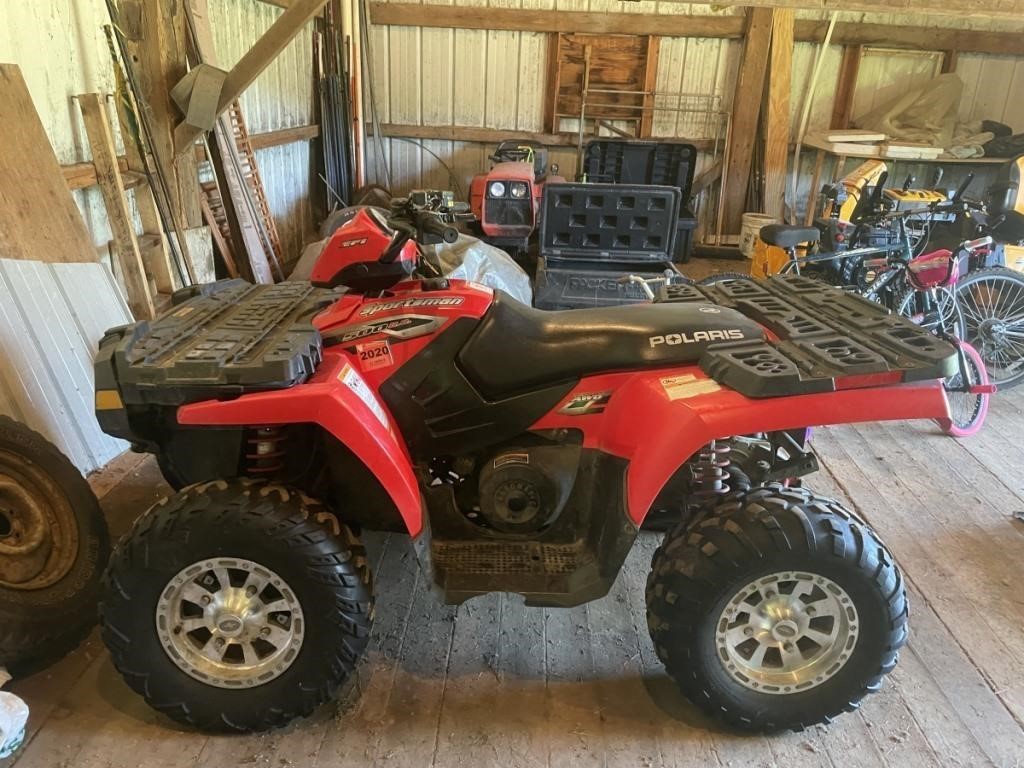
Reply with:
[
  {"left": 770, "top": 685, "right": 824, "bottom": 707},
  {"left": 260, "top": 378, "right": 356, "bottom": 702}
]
[
  {"left": 174, "top": 0, "right": 329, "bottom": 154},
  {"left": 368, "top": 3, "right": 1024, "bottom": 56},
  {"left": 639, "top": 37, "right": 661, "bottom": 138},
  {"left": 830, "top": 45, "right": 863, "bottom": 130},
  {"left": 763, "top": 9, "right": 793, "bottom": 221},
  {"left": 62, "top": 124, "right": 320, "bottom": 191},
  {"left": 77, "top": 93, "right": 155, "bottom": 320},
  {"left": 722, "top": 8, "right": 774, "bottom": 233},
  {"left": 369, "top": 122, "right": 717, "bottom": 151},
  {"left": 941, "top": 49, "right": 959, "bottom": 74}
]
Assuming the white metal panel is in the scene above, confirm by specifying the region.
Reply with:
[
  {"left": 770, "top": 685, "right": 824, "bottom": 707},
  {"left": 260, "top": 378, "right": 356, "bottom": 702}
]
[{"left": 0, "top": 259, "right": 130, "bottom": 473}]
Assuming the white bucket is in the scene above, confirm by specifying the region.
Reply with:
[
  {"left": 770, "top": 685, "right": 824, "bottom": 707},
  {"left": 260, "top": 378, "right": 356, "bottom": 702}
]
[{"left": 739, "top": 213, "right": 776, "bottom": 258}]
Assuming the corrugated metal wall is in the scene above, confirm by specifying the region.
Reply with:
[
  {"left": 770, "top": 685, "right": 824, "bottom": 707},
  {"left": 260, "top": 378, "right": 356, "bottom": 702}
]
[
  {"left": 0, "top": 0, "right": 316, "bottom": 267},
  {"left": 0, "top": 259, "right": 131, "bottom": 473},
  {"left": 367, "top": 0, "right": 1024, "bottom": 216}
]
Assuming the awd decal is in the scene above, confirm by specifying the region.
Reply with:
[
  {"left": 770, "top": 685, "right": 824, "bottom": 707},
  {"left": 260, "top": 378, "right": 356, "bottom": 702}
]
[
  {"left": 558, "top": 391, "right": 611, "bottom": 415},
  {"left": 323, "top": 314, "right": 444, "bottom": 345},
  {"left": 649, "top": 329, "right": 746, "bottom": 348},
  {"left": 359, "top": 296, "right": 465, "bottom": 317}
]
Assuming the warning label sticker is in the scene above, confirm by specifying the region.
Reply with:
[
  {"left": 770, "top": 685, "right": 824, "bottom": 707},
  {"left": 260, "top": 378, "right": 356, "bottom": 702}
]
[
  {"left": 338, "top": 364, "right": 390, "bottom": 428},
  {"left": 659, "top": 374, "right": 722, "bottom": 401}
]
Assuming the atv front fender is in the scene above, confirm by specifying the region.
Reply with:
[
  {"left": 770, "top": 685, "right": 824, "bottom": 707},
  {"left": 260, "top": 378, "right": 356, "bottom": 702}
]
[
  {"left": 600, "top": 369, "right": 951, "bottom": 525},
  {"left": 177, "top": 354, "right": 423, "bottom": 536}
]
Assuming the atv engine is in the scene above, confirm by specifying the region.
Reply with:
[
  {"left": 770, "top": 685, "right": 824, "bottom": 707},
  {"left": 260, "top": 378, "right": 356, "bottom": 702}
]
[{"left": 476, "top": 444, "right": 580, "bottom": 534}]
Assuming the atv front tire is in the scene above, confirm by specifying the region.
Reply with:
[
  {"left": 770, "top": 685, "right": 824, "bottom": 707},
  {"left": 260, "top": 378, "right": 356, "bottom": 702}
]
[
  {"left": 0, "top": 416, "right": 110, "bottom": 673},
  {"left": 101, "top": 479, "right": 373, "bottom": 732},
  {"left": 646, "top": 484, "right": 907, "bottom": 731}
]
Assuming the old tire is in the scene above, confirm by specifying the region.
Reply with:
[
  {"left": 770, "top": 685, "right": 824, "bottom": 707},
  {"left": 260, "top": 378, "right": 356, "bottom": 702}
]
[
  {"left": 646, "top": 484, "right": 907, "bottom": 732},
  {"left": 101, "top": 479, "right": 373, "bottom": 732},
  {"left": 0, "top": 416, "right": 110, "bottom": 674}
]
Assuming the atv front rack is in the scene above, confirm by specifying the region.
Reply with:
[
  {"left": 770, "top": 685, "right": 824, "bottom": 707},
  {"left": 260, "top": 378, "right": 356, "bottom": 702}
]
[
  {"left": 659, "top": 275, "right": 958, "bottom": 398},
  {"left": 96, "top": 280, "right": 340, "bottom": 406}
]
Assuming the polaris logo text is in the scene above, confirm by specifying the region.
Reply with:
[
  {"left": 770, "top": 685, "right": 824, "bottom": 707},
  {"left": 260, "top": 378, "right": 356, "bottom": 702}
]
[
  {"left": 360, "top": 297, "right": 464, "bottom": 316},
  {"left": 649, "top": 329, "right": 746, "bottom": 347}
]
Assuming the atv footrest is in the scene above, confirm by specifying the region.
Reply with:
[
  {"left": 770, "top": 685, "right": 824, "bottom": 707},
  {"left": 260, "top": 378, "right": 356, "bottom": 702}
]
[
  {"left": 432, "top": 540, "right": 603, "bottom": 607},
  {"left": 659, "top": 275, "right": 958, "bottom": 397},
  {"left": 96, "top": 280, "right": 342, "bottom": 406}
]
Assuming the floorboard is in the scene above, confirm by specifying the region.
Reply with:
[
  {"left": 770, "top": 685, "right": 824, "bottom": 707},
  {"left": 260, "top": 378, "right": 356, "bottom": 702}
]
[{"left": 5, "top": 389, "right": 1024, "bottom": 767}]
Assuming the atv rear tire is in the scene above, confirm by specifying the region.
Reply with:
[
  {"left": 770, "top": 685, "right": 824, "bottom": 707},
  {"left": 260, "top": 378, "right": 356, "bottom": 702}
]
[
  {"left": 0, "top": 416, "right": 110, "bottom": 674},
  {"left": 101, "top": 479, "right": 373, "bottom": 732},
  {"left": 646, "top": 484, "right": 907, "bottom": 732}
]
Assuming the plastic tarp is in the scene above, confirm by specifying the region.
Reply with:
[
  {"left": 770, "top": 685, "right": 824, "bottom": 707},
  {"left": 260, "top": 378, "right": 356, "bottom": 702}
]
[
  {"left": 0, "top": 667, "right": 28, "bottom": 760},
  {"left": 854, "top": 73, "right": 963, "bottom": 148}
]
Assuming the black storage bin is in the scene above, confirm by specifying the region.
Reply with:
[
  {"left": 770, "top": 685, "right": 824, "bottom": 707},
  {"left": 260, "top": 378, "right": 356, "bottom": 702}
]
[
  {"left": 534, "top": 257, "right": 684, "bottom": 310},
  {"left": 581, "top": 140, "right": 699, "bottom": 262},
  {"left": 539, "top": 183, "right": 681, "bottom": 264}
]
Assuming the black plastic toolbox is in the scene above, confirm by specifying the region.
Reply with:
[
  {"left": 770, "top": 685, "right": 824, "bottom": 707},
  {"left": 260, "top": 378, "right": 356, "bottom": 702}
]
[
  {"left": 539, "top": 183, "right": 681, "bottom": 264},
  {"left": 581, "top": 140, "right": 698, "bottom": 262},
  {"left": 534, "top": 257, "right": 686, "bottom": 310}
]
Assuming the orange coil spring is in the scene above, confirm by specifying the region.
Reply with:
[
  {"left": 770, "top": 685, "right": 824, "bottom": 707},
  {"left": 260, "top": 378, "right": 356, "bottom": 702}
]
[
  {"left": 691, "top": 440, "right": 732, "bottom": 500},
  {"left": 245, "top": 426, "right": 288, "bottom": 475}
]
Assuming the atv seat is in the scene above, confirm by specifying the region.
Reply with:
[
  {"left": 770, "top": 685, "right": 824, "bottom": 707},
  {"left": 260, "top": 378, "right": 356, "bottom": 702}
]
[
  {"left": 759, "top": 225, "right": 820, "bottom": 249},
  {"left": 457, "top": 293, "right": 764, "bottom": 399}
]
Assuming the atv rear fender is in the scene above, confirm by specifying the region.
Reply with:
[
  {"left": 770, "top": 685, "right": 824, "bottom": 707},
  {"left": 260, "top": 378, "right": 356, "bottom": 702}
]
[
  {"left": 177, "top": 353, "right": 423, "bottom": 536},
  {"left": 536, "top": 367, "right": 951, "bottom": 526}
]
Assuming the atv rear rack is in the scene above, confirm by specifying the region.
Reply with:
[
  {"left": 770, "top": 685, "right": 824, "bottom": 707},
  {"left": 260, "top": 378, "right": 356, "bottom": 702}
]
[{"left": 659, "top": 275, "right": 958, "bottom": 398}]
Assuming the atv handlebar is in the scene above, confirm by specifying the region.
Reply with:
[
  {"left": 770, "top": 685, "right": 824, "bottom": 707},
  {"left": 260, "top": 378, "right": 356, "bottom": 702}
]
[{"left": 415, "top": 210, "right": 459, "bottom": 244}]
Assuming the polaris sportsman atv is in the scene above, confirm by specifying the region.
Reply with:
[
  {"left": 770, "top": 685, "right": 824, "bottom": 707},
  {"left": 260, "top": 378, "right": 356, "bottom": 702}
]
[{"left": 93, "top": 203, "right": 960, "bottom": 735}]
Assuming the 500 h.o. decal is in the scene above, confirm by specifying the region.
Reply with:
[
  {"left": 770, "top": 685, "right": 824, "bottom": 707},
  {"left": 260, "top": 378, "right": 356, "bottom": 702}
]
[
  {"left": 649, "top": 329, "right": 746, "bottom": 347},
  {"left": 324, "top": 315, "right": 445, "bottom": 345}
]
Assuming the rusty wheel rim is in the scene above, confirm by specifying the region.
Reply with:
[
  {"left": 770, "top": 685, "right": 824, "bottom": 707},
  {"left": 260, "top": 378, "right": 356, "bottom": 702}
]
[{"left": 0, "top": 448, "right": 79, "bottom": 590}]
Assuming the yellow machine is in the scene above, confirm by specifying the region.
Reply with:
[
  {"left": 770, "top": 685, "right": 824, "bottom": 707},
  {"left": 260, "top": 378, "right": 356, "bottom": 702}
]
[
  {"left": 990, "top": 154, "right": 1024, "bottom": 243},
  {"left": 882, "top": 187, "right": 947, "bottom": 210},
  {"left": 824, "top": 159, "right": 888, "bottom": 222}
]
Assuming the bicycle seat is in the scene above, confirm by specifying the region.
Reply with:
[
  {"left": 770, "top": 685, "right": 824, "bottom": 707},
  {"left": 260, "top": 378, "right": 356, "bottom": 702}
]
[{"left": 759, "top": 225, "right": 820, "bottom": 249}]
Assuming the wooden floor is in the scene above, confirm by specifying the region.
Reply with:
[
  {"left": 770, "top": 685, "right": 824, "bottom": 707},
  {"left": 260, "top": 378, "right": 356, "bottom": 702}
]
[{"left": 6, "top": 394, "right": 1024, "bottom": 767}]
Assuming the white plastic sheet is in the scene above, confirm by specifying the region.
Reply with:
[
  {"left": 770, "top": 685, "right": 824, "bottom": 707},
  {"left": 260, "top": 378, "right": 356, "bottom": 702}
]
[
  {"left": 854, "top": 73, "right": 964, "bottom": 148},
  {"left": 0, "top": 690, "right": 29, "bottom": 759}
]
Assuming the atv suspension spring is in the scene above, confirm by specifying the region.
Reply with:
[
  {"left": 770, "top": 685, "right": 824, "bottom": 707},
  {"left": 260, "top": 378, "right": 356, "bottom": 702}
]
[
  {"left": 691, "top": 440, "right": 732, "bottom": 501},
  {"left": 245, "top": 426, "right": 288, "bottom": 476}
]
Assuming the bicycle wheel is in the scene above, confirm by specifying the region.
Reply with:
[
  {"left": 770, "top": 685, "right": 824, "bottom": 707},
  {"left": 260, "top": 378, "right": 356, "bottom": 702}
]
[
  {"left": 953, "top": 267, "right": 1024, "bottom": 389},
  {"left": 893, "top": 285, "right": 966, "bottom": 339},
  {"left": 937, "top": 341, "right": 990, "bottom": 438}
]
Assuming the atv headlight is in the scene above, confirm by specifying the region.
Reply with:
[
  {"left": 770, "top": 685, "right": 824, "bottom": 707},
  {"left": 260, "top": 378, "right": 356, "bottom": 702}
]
[
  {"left": 510, "top": 182, "right": 529, "bottom": 199},
  {"left": 488, "top": 181, "right": 506, "bottom": 198}
]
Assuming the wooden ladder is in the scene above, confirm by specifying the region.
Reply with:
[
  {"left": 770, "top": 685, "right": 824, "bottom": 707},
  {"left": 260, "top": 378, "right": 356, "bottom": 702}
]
[{"left": 201, "top": 100, "right": 283, "bottom": 279}]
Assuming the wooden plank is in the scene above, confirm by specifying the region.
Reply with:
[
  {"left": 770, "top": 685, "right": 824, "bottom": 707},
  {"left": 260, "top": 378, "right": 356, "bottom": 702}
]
[
  {"left": 173, "top": 0, "right": 330, "bottom": 155},
  {"left": 544, "top": 33, "right": 563, "bottom": 134},
  {"left": 76, "top": 94, "right": 155, "bottom": 320},
  {"left": 722, "top": 8, "right": 774, "bottom": 233},
  {"left": 0, "top": 65, "right": 97, "bottom": 265},
  {"left": 764, "top": 9, "right": 793, "bottom": 221},
  {"left": 639, "top": 36, "right": 660, "bottom": 138},
  {"left": 830, "top": 45, "right": 863, "bottom": 130},
  {"left": 368, "top": 3, "right": 1024, "bottom": 56},
  {"left": 941, "top": 49, "right": 959, "bottom": 74}
]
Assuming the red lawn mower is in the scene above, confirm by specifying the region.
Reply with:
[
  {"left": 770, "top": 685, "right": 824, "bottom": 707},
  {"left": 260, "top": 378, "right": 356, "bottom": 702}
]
[
  {"left": 93, "top": 203, "right": 960, "bottom": 734},
  {"left": 468, "top": 141, "right": 564, "bottom": 259}
]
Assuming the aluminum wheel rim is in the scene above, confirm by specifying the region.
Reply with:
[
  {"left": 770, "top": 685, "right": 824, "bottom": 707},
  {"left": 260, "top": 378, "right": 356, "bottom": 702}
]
[
  {"left": 156, "top": 558, "right": 305, "bottom": 689},
  {"left": 715, "top": 571, "right": 859, "bottom": 695}
]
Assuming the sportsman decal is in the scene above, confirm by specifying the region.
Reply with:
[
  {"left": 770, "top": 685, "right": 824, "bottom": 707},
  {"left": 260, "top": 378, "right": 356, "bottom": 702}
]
[{"left": 359, "top": 296, "right": 465, "bottom": 317}]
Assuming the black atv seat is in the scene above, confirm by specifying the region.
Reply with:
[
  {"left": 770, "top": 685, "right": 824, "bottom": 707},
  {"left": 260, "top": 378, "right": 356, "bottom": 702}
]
[
  {"left": 457, "top": 292, "right": 765, "bottom": 399},
  {"left": 759, "top": 225, "right": 820, "bottom": 249}
]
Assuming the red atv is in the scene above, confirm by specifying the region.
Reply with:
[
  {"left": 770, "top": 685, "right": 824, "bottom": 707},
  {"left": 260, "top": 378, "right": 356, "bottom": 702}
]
[
  {"left": 94, "top": 204, "right": 959, "bottom": 734},
  {"left": 469, "top": 141, "right": 564, "bottom": 258}
]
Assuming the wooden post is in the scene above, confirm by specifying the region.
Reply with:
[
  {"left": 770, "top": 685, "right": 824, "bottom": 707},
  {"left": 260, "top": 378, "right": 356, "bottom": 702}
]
[
  {"left": 830, "top": 45, "right": 863, "bottom": 130},
  {"left": 763, "top": 9, "right": 793, "bottom": 221},
  {"left": 639, "top": 36, "right": 661, "bottom": 138},
  {"left": 721, "top": 7, "right": 774, "bottom": 233},
  {"left": 126, "top": 0, "right": 204, "bottom": 230},
  {"left": 77, "top": 93, "right": 155, "bottom": 320},
  {"left": 941, "top": 49, "right": 959, "bottom": 73},
  {"left": 544, "top": 33, "right": 563, "bottom": 134},
  {"left": 174, "top": 0, "right": 330, "bottom": 154},
  {"left": 804, "top": 149, "right": 826, "bottom": 226}
]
